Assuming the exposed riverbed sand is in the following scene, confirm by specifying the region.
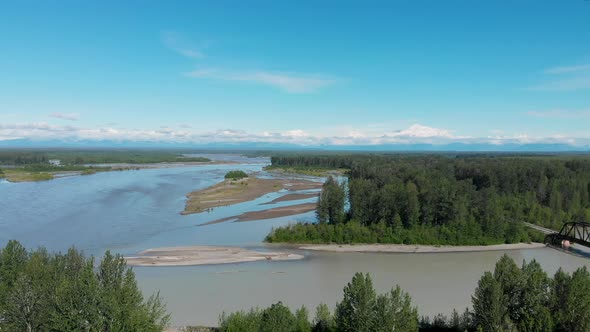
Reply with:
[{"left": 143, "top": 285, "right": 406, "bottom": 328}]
[
  {"left": 201, "top": 202, "right": 317, "bottom": 225},
  {"left": 124, "top": 246, "right": 304, "bottom": 266},
  {"left": 261, "top": 193, "right": 319, "bottom": 205},
  {"left": 298, "top": 242, "right": 546, "bottom": 253},
  {"left": 182, "top": 177, "right": 322, "bottom": 215}
]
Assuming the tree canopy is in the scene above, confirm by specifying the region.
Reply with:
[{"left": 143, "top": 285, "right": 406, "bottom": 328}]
[
  {"left": 267, "top": 154, "right": 590, "bottom": 245},
  {"left": 225, "top": 170, "right": 249, "bottom": 180},
  {"left": 0, "top": 240, "right": 170, "bottom": 332}
]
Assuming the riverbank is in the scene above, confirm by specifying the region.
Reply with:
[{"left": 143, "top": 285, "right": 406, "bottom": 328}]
[
  {"left": 265, "top": 165, "right": 346, "bottom": 177},
  {"left": 125, "top": 245, "right": 304, "bottom": 266},
  {"left": 182, "top": 176, "right": 322, "bottom": 215},
  {"left": 298, "top": 242, "right": 546, "bottom": 253},
  {"left": 0, "top": 160, "right": 235, "bottom": 183},
  {"left": 261, "top": 193, "right": 319, "bottom": 204},
  {"left": 201, "top": 202, "right": 317, "bottom": 225}
]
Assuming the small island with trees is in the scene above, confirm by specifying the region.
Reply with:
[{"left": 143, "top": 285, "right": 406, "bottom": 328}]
[{"left": 224, "top": 170, "right": 249, "bottom": 180}]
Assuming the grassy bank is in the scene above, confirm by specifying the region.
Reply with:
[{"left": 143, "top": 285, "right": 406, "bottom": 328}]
[
  {"left": 0, "top": 164, "right": 119, "bottom": 182},
  {"left": 1, "top": 168, "right": 55, "bottom": 182}
]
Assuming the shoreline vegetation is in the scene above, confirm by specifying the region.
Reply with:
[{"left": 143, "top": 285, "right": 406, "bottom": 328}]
[
  {"left": 0, "top": 149, "right": 221, "bottom": 183},
  {"left": 264, "top": 154, "right": 590, "bottom": 247},
  {"left": 124, "top": 245, "right": 304, "bottom": 266},
  {"left": 0, "top": 161, "right": 232, "bottom": 183},
  {"left": 182, "top": 175, "right": 322, "bottom": 215}
]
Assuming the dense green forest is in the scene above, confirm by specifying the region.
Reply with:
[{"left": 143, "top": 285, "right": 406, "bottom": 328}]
[
  {"left": 213, "top": 255, "right": 590, "bottom": 332},
  {"left": 0, "top": 149, "right": 210, "bottom": 165},
  {"left": 267, "top": 154, "right": 590, "bottom": 245},
  {"left": 0, "top": 241, "right": 169, "bottom": 331}
]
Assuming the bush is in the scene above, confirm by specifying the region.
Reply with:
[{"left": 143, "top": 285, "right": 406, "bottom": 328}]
[{"left": 225, "top": 170, "right": 248, "bottom": 180}]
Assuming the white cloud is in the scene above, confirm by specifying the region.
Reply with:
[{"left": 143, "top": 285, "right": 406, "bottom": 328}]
[
  {"left": 529, "top": 63, "right": 590, "bottom": 91},
  {"left": 1, "top": 122, "right": 588, "bottom": 147},
  {"left": 527, "top": 109, "right": 590, "bottom": 119},
  {"left": 387, "top": 124, "right": 456, "bottom": 138},
  {"left": 528, "top": 77, "right": 590, "bottom": 91},
  {"left": 545, "top": 64, "right": 590, "bottom": 75},
  {"left": 49, "top": 112, "right": 79, "bottom": 121},
  {"left": 186, "top": 68, "right": 335, "bottom": 93},
  {"left": 162, "top": 31, "right": 205, "bottom": 58}
]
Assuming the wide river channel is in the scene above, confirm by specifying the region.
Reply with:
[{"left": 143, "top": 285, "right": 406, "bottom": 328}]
[{"left": 0, "top": 155, "right": 588, "bottom": 327}]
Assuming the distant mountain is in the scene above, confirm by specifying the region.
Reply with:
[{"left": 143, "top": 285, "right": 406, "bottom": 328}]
[{"left": 0, "top": 138, "right": 588, "bottom": 152}]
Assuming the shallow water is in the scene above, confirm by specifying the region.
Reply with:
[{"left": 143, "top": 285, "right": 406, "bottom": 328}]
[{"left": 1, "top": 155, "right": 588, "bottom": 326}]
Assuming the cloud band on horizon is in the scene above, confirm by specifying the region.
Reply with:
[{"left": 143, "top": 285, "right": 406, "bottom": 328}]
[{"left": 0, "top": 122, "right": 588, "bottom": 148}]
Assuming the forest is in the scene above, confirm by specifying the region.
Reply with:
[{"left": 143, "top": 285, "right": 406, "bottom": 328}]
[
  {"left": 267, "top": 154, "right": 590, "bottom": 245},
  {"left": 0, "top": 241, "right": 169, "bottom": 331},
  {"left": 0, "top": 149, "right": 210, "bottom": 165},
  {"left": 215, "top": 254, "right": 590, "bottom": 332}
]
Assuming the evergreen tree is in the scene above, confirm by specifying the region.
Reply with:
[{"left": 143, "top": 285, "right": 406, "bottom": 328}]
[
  {"left": 312, "top": 303, "right": 335, "bottom": 332},
  {"left": 260, "top": 301, "right": 297, "bottom": 332},
  {"left": 295, "top": 306, "right": 312, "bottom": 332},
  {"left": 472, "top": 272, "right": 510, "bottom": 332},
  {"left": 516, "top": 260, "right": 552, "bottom": 332},
  {"left": 317, "top": 177, "right": 346, "bottom": 224},
  {"left": 404, "top": 182, "right": 421, "bottom": 228},
  {"left": 556, "top": 267, "right": 590, "bottom": 332},
  {"left": 335, "top": 272, "right": 377, "bottom": 332},
  {"left": 373, "top": 286, "right": 419, "bottom": 332},
  {"left": 493, "top": 254, "right": 523, "bottom": 323}
]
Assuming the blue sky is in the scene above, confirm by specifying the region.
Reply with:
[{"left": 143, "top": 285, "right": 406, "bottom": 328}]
[{"left": 1, "top": 1, "right": 590, "bottom": 147}]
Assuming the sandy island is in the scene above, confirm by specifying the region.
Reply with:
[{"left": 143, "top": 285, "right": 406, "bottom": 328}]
[
  {"left": 124, "top": 246, "right": 304, "bottom": 266},
  {"left": 201, "top": 202, "right": 317, "bottom": 225},
  {"left": 298, "top": 242, "right": 546, "bottom": 253},
  {"left": 261, "top": 193, "right": 319, "bottom": 205},
  {"left": 182, "top": 176, "right": 322, "bottom": 215}
]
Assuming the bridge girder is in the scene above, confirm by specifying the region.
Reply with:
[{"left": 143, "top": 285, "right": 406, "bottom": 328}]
[{"left": 545, "top": 221, "right": 590, "bottom": 248}]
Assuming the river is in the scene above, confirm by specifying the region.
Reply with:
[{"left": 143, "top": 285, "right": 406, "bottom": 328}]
[{"left": 0, "top": 155, "right": 588, "bottom": 327}]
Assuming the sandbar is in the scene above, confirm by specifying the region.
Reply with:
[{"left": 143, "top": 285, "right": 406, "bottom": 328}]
[
  {"left": 182, "top": 177, "right": 322, "bottom": 215},
  {"left": 298, "top": 242, "right": 546, "bottom": 253},
  {"left": 201, "top": 202, "right": 317, "bottom": 225},
  {"left": 124, "top": 245, "right": 304, "bottom": 266},
  {"left": 262, "top": 193, "right": 319, "bottom": 205}
]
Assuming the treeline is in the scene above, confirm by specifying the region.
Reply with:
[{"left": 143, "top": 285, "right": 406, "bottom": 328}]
[
  {"left": 268, "top": 154, "right": 590, "bottom": 245},
  {"left": 214, "top": 255, "right": 590, "bottom": 332},
  {"left": 0, "top": 151, "right": 48, "bottom": 165},
  {"left": 0, "top": 241, "right": 169, "bottom": 331},
  {"left": 270, "top": 155, "right": 356, "bottom": 169},
  {"left": 218, "top": 272, "right": 418, "bottom": 332},
  {"left": 0, "top": 149, "right": 210, "bottom": 165}
]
